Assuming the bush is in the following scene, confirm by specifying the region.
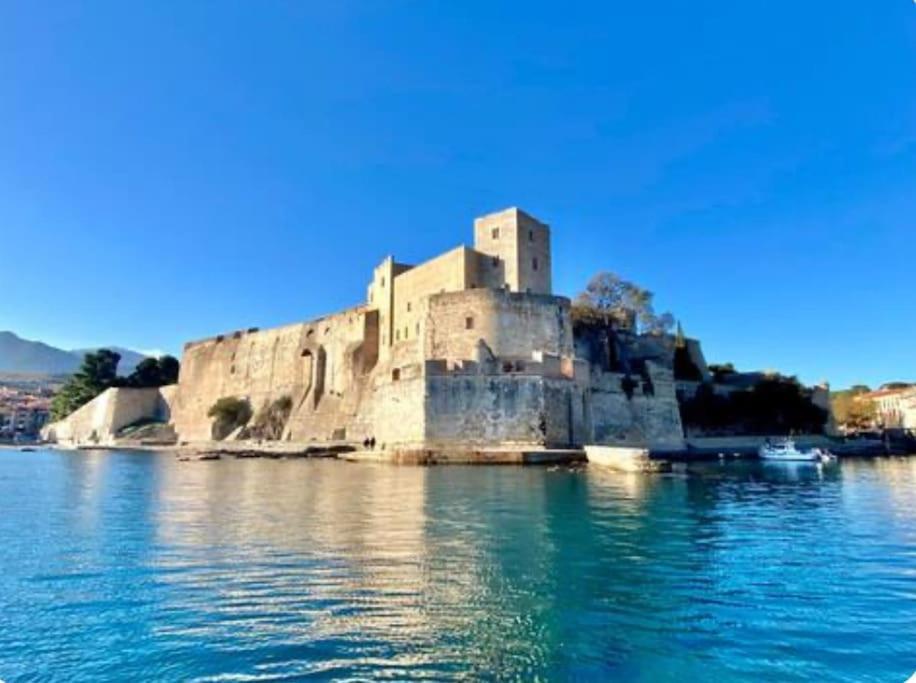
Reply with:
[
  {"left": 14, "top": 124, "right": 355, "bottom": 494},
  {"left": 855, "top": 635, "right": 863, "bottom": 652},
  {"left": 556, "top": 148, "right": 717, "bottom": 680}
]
[
  {"left": 249, "top": 396, "right": 293, "bottom": 441},
  {"left": 207, "top": 397, "right": 252, "bottom": 440}
]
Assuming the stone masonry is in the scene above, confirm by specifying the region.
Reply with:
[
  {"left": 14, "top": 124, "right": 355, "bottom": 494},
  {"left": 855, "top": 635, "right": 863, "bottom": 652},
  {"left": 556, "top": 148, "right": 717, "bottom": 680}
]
[{"left": 49, "top": 207, "right": 687, "bottom": 453}]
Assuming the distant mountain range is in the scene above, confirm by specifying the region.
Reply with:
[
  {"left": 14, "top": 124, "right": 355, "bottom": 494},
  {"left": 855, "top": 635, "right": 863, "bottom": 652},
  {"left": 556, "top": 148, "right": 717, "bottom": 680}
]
[{"left": 0, "top": 331, "right": 149, "bottom": 375}]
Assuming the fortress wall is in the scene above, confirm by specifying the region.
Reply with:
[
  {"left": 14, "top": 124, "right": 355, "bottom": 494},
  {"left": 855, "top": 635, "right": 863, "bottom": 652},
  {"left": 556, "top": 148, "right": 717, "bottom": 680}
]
[
  {"left": 423, "top": 375, "right": 586, "bottom": 448},
  {"left": 629, "top": 395, "right": 685, "bottom": 450},
  {"left": 586, "top": 364, "right": 685, "bottom": 449},
  {"left": 466, "top": 248, "right": 507, "bottom": 290},
  {"left": 284, "top": 309, "right": 378, "bottom": 443},
  {"left": 363, "top": 375, "right": 426, "bottom": 448},
  {"left": 474, "top": 210, "right": 520, "bottom": 293},
  {"left": 42, "top": 387, "right": 171, "bottom": 446},
  {"left": 473, "top": 208, "right": 551, "bottom": 294},
  {"left": 424, "top": 375, "right": 547, "bottom": 447},
  {"left": 422, "top": 289, "right": 573, "bottom": 364},
  {"left": 171, "top": 323, "right": 309, "bottom": 441},
  {"left": 390, "top": 246, "right": 469, "bottom": 350},
  {"left": 588, "top": 389, "right": 637, "bottom": 443},
  {"left": 172, "top": 307, "right": 372, "bottom": 443}
]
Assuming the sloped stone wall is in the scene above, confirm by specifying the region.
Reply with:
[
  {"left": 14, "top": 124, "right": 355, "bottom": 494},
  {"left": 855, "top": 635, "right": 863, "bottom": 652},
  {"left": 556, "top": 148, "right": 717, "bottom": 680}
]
[{"left": 42, "top": 386, "right": 174, "bottom": 447}]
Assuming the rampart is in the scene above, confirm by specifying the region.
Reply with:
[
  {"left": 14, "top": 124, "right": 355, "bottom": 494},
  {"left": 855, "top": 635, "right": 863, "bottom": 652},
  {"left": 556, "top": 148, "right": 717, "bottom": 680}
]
[
  {"left": 42, "top": 386, "right": 176, "bottom": 447},
  {"left": 47, "top": 207, "right": 691, "bottom": 456}
]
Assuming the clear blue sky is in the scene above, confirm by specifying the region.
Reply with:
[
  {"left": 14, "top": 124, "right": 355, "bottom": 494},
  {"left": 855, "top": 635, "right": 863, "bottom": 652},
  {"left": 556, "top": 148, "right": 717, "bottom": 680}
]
[{"left": 1, "top": 2, "right": 914, "bottom": 390}]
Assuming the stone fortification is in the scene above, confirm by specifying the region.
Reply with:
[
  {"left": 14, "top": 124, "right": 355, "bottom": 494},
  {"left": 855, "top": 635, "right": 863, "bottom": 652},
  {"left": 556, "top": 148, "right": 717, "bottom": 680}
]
[
  {"left": 171, "top": 306, "right": 376, "bottom": 444},
  {"left": 42, "top": 385, "right": 175, "bottom": 447},
  {"left": 47, "top": 207, "right": 689, "bottom": 455}
]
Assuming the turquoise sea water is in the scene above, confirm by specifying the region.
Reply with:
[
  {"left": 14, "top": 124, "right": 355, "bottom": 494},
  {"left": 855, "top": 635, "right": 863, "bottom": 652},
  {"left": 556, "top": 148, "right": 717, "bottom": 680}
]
[{"left": 0, "top": 450, "right": 914, "bottom": 682}]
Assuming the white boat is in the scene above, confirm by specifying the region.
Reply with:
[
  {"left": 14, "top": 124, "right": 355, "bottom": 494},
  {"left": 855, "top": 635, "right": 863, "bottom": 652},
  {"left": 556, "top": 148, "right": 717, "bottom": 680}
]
[{"left": 758, "top": 438, "right": 835, "bottom": 463}]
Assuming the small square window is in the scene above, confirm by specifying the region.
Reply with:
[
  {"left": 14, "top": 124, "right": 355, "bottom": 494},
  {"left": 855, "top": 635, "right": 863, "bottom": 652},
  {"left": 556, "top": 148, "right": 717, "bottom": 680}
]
[
  {"left": 392, "top": 368, "right": 401, "bottom": 381},
  {"left": 491, "top": 227, "right": 499, "bottom": 239},
  {"left": 465, "top": 317, "right": 474, "bottom": 330}
]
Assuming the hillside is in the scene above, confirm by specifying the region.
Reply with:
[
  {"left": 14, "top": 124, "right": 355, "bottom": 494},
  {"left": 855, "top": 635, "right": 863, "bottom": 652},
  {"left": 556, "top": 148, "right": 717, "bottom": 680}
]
[{"left": 0, "top": 332, "right": 148, "bottom": 375}]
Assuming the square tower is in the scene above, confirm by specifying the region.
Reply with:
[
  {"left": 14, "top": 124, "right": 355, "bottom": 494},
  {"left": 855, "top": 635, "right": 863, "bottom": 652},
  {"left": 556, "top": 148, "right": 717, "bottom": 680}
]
[{"left": 473, "top": 207, "right": 551, "bottom": 295}]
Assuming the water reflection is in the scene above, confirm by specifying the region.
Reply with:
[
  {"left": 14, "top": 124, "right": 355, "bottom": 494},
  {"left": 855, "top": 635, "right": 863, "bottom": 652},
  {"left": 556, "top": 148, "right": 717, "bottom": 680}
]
[{"left": 0, "top": 451, "right": 914, "bottom": 682}]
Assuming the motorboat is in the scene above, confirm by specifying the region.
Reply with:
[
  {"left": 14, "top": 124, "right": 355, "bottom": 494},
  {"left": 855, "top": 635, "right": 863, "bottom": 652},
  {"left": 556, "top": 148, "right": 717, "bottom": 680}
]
[{"left": 758, "top": 438, "right": 836, "bottom": 463}]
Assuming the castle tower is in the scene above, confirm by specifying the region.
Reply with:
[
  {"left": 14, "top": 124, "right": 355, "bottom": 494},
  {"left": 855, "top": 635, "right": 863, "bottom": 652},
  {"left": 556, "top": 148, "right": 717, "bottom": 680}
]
[{"left": 473, "top": 207, "right": 552, "bottom": 295}]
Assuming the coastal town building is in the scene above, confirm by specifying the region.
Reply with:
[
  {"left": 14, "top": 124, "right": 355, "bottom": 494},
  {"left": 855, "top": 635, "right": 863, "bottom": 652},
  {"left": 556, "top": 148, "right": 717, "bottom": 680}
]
[
  {"left": 45, "top": 207, "right": 688, "bottom": 457},
  {"left": 857, "top": 385, "right": 916, "bottom": 429},
  {"left": 0, "top": 384, "right": 51, "bottom": 442}
]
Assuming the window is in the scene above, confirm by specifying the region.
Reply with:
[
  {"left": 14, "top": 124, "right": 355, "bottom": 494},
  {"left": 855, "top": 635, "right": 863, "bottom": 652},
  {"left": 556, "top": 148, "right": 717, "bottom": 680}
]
[
  {"left": 396, "top": 329, "right": 400, "bottom": 341},
  {"left": 532, "top": 257, "right": 539, "bottom": 271},
  {"left": 415, "top": 322, "right": 420, "bottom": 335},
  {"left": 406, "top": 302, "right": 411, "bottom": 312},
  {"left": 404, "top": 326, "right": 408, "bottom": 339},
  {"left": 492, "top": 256, "right": 499, "bottom": 267},
  {"left": 465, "top": 316, "right": 474, "bottom": 330},
  {"left": 491, "top": 227, "right": 499, "bottom": 239},
  {"left": 529, "top": 229, "right": 534, "bottom": 241},
  {"left": 381, "top": 277, "right": 385, "bottom": 287},
  {"left": 392, "top": 368, "right": 401, "bottom": 381}
]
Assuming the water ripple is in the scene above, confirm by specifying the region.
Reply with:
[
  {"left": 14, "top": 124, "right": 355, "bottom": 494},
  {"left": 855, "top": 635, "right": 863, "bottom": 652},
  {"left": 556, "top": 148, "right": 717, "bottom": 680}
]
[{"left": 0, "top": 452, "right": 915, "bottom": 681}]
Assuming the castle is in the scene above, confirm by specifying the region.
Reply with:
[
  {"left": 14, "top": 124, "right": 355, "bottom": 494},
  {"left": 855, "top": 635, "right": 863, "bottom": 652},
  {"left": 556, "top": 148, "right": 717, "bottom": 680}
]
[{"left": 45, "top": 208, "right": 689, "bottom": 457}]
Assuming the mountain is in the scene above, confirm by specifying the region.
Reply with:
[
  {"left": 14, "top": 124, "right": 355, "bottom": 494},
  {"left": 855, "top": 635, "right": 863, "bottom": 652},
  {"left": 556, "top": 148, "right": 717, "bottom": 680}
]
[
  {"left": 0, "top": 331, "right": 78, "bottom": 374},
  {"left": 0, "top": 332, "right": 150, "bottom": 375}
]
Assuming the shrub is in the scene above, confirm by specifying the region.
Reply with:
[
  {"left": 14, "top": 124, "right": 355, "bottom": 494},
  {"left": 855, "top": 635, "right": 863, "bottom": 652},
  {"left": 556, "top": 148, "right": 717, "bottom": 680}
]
[
  {"left": 249, "top": 396, "right": 293, "bottom": 441},
  {"left": 207, "top": 397, "right": 252, "bottom": 440}
]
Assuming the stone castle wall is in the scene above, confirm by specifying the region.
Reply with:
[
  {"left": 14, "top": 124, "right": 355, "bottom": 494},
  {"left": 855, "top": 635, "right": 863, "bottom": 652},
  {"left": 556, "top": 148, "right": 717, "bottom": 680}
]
[
  {"left": 42, "top": 385, "right": 175, "bottom": 447},
  {"left": 170, "top": 306, "right": 373, "bottom": 443},
  {"left": 51, "top": 207, "right": 691, "bottom": 454},
  {"left": 421, "top": 289, "right": 573, "bottom": 365},
  {"left": 164, "top": 286, "right": 686, "bottom": 451}
]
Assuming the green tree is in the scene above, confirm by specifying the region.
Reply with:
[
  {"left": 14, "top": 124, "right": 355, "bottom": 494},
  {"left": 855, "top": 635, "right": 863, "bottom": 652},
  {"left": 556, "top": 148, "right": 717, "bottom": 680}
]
[
  {"left": 574, "top": 271, "right": 674, "bottom": 334},
  {"left": 120, "top": 355, "right": 180, "bottom": 388},
  {"left": 249, "top": 396, "right": 293, "bottom": 440},
  {"left": 50, "top": 349, "right": 121, "bottom": 420},
  {"left": 831, "top": 391, "right": 876, "bottom": 431},
  {"left": 207, "top": 397, "right": 252, "bottom": 440}
]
